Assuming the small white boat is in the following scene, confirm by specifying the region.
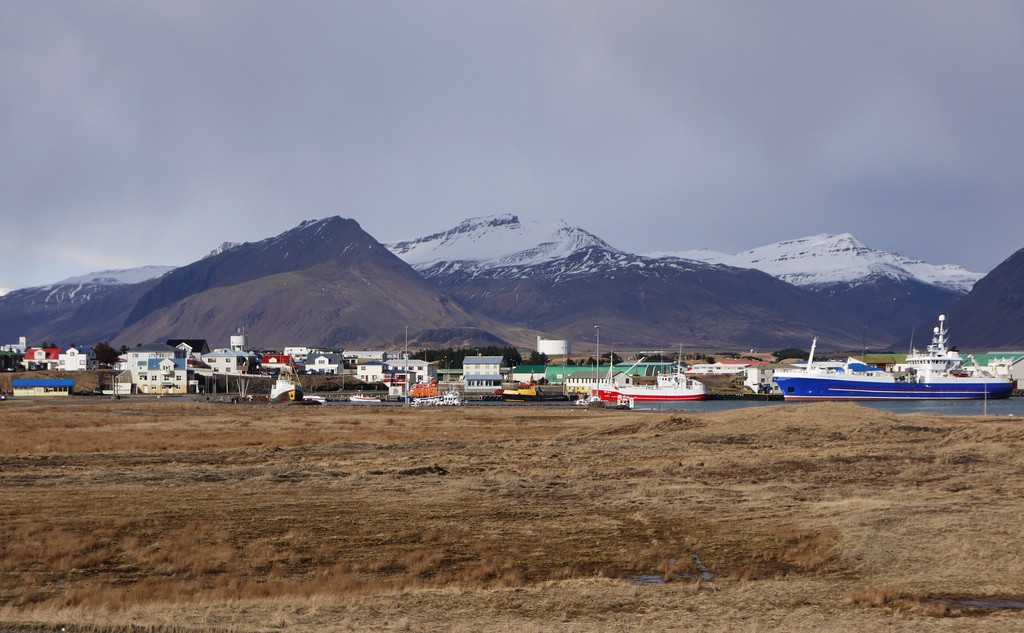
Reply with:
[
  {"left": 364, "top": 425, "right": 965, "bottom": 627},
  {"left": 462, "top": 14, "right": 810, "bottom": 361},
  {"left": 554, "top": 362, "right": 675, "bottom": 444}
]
[
  {"left": 575, "top": 394, "right": 601, "bottom": 406},
  {"left": 349, "top": 393, "right": 382, "bottom": 404},
  {"left": 439, "top": 390, "right": 463, "bottom": 406}
]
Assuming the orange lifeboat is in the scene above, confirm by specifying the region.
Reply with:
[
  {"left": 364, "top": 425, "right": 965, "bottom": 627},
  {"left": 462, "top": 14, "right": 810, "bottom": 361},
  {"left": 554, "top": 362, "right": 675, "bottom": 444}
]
[{"left": 409, "top": 381, "right": 442, "bottom": 398}]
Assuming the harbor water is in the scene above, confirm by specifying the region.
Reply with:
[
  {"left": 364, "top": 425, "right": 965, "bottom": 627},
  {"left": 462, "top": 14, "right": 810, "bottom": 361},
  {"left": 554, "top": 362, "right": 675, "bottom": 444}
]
[{"left": 628, "top": 396, "right": 1024, "bottom": 417}]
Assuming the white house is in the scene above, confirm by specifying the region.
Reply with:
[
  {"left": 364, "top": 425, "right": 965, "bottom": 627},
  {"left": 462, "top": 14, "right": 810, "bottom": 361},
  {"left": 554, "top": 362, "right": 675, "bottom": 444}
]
[
  {"left": 122, "top": 344, "right": 179, "bottom": 373},
  {"left": 743, "top": 365, "right": 783, "bottom": 394},
  {"left": 283, "top": 346, "right": 311, "bottom": 363},
  {"left": 59, "top": 345, "right": 97, "bottom": 371},
  {"left": 356, "top": 360, "right": 387, "bottom": 384},
  {"left": 128, "top": 357, "right": 192, "bottom": 395},
  {"left": 387, "top": 358, "right": 436, "bottom": 384},
  {"left": 166, "top": 339, "right": 210, "bottom": 361},
  {"left": 462, "top": 356, "right": 505, "bottom": 393},
  {"left": 307, "top": 352, "right": 344, "bottom": 375},
  {"left": 344, "top": 349, "right": 389, "bottom": 363},
  {"left": 202, "top": 348, "right": 256, "bottom": 375}
]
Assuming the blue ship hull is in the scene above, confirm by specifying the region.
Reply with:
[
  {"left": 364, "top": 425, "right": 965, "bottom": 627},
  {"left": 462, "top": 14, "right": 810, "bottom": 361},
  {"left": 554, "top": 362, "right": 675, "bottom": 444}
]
[{"left": 775, "top": 375, "right": 1014, "bottom": 401}]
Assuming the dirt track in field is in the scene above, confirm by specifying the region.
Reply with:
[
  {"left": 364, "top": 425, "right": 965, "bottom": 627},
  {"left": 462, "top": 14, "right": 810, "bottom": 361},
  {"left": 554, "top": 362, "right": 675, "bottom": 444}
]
[{"left": 1, "top": 398, "right": 1023, "bottom": 631}]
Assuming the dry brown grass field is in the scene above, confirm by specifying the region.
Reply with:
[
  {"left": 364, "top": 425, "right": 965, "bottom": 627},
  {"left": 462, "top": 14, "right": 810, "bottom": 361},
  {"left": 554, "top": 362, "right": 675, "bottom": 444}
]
[{"left": 0, "top": 398, "right": 1022, "bottom": 631}]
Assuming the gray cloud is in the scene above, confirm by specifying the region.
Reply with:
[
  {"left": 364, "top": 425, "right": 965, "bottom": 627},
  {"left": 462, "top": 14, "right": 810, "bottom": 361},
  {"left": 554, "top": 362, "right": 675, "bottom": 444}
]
[{"left": 3, "top": 0, "right": 1023, "bottom": 288}]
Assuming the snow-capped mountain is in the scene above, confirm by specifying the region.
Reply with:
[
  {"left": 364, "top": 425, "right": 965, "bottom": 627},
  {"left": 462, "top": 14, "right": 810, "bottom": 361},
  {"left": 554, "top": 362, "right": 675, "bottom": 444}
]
[
  {"left": 651, "top": 233, "right": 982, "bottom": 294},
  {"left": 389, "top": 218, "right": 991, "bottom": 346},
  {"left": 0, "top": 266, "right": 173, "bottom": 299},
  {"left": 387, "top": 214, "right": 615, "bottom": 275},
  {"left": 0, "top": 265, "right": 175, "bottom": 346},
  {"left": 0, "top": 265, "right": 176, "bottom": 308},
  {"left": 386, "top": 216, "right": 881, "bottom": 348},
  {"left": 54, "top": 265, "right": 176, "bottom": 288}
]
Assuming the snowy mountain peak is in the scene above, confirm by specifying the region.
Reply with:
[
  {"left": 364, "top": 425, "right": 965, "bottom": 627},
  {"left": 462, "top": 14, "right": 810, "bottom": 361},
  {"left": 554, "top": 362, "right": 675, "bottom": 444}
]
[
  {"left": 387, "top": 214, "right": 617, "bottom": 272},
  {"left": 205, "top": 242, "right": 241, "bottom": 258},
  {"left": 652, "top": 233, "right": 982, "bottom": 293},
  {"left": 450, "top": 213, "right": 520, "bottom": 233}
]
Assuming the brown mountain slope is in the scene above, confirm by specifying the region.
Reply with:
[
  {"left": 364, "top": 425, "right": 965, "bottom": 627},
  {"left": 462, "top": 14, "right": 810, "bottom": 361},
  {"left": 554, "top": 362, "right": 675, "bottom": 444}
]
[{"left": 113, "top": 218, "right": 530, "bottom": 350}]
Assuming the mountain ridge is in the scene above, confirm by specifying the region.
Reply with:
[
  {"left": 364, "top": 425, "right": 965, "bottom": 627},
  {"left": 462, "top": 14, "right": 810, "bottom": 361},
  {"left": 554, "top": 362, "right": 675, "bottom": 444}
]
[
  {"left": 388, "top": 214, "right": 615, "bottom": 275},
  {"left": 0, "top": 215, "right": 1018, "bottom": 352},
  {"left": 652, "top": 233, "right": 982, "bottom": 293}
]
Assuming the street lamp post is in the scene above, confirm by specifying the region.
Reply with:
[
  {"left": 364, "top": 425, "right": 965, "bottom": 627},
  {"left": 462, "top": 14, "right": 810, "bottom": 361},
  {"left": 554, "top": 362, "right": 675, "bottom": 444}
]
[{"left": 594, "top": 325, "right": 600, "bottom": 397}]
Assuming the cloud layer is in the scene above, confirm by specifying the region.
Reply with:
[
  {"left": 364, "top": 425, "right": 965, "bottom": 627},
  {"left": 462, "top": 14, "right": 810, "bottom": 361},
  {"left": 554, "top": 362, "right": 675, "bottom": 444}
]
[{"left": 4, "top": 1, "right": 1023, "bottom": 287}]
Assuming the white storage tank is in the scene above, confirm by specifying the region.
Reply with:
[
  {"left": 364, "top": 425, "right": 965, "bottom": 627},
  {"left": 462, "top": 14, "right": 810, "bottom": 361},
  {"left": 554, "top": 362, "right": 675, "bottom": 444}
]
[{"left": 537, "top": 336, "right": 571, "bottom": 356}]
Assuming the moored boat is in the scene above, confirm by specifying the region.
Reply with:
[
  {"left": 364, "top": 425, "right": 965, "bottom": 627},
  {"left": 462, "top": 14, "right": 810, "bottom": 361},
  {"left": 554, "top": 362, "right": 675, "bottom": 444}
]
[
  {"left": 499, "top": 382, "right": 565, "bottom": 402},
  {"left": 773, "top": 315, "right": 1013, "bottom": 401},
  {"left": 349, "top": 392, "right": 382, "bottom": 403},
  {"left": 410, "top": 389, "right": 464, "bottom": 406},
  {"left": 595, "top": 361, "right": 706, "bottom": 403},
  {"left": 439, "top": 389, "right": 463, "bottom": 406},
  {"left": 269, "top": 364, "right": 304, "bottom": 403},
  {"left": 409, "top": 381, "right": 444, "bottom": 405}
]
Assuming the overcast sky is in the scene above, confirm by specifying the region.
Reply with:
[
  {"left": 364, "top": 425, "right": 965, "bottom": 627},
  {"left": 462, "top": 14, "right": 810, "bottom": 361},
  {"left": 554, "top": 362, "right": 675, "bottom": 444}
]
[{"left": 3, "top": 1, "right": 1024, "bottom": 290}]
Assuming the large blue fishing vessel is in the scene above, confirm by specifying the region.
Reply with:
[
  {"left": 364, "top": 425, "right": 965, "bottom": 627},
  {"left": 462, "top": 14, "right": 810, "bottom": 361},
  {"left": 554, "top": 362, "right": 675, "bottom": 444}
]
[{"left": 773, "top": 315, "right": 1014, "bottom": 401}]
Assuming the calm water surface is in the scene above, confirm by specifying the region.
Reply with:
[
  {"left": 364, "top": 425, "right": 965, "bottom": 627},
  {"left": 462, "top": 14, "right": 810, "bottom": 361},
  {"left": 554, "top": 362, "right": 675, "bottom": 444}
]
[{"left": 631, "top": 397, "right": 1024, "bottom": 417}]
